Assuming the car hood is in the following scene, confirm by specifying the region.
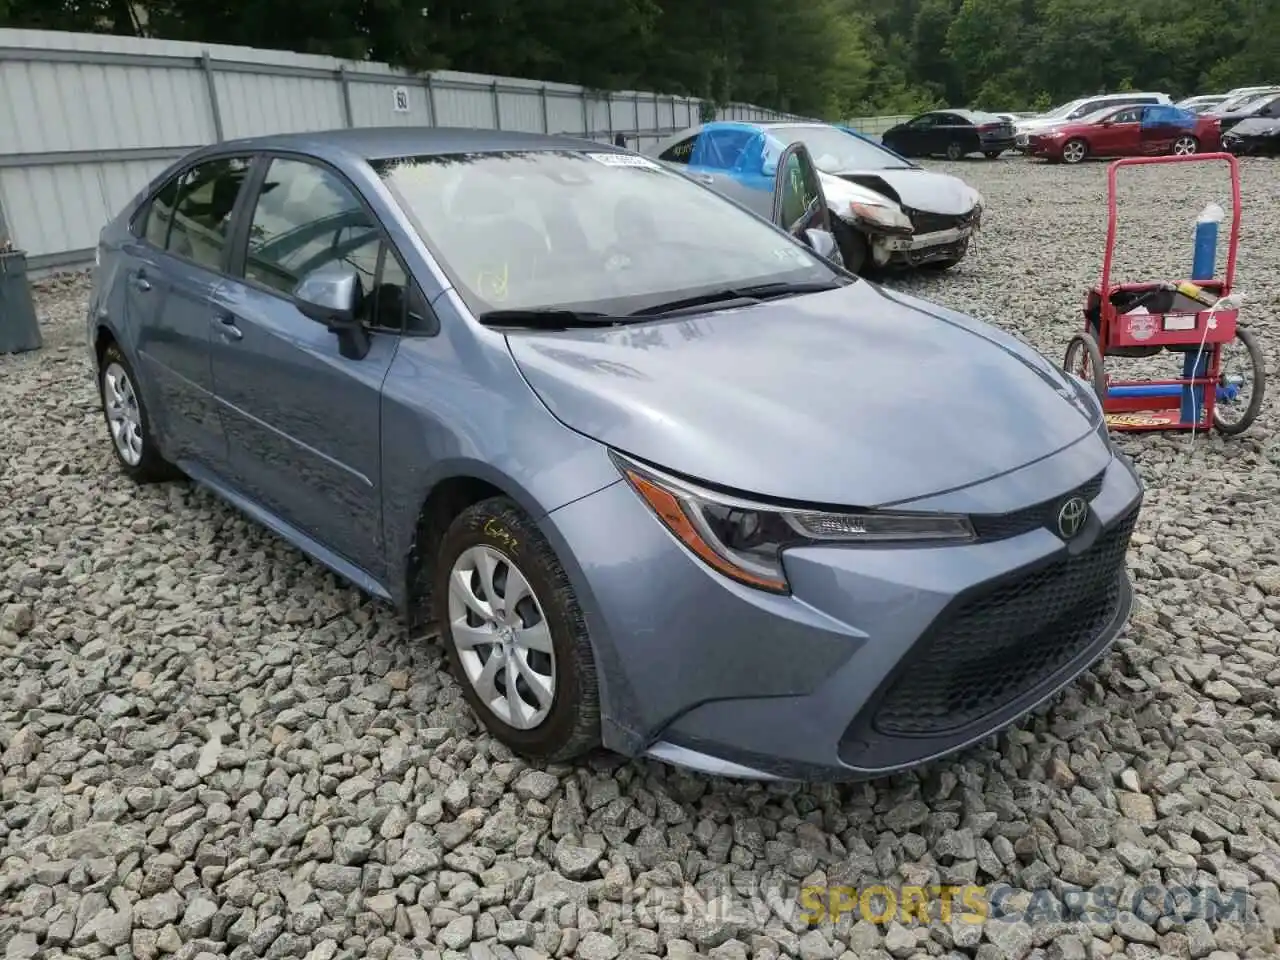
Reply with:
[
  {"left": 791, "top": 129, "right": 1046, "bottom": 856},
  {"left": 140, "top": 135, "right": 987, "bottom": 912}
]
[
  {"left": 1212, "top": 105, "right": 1264, "bottom": 119},
  {"left": 1017, "top": 116, "right": 1071, "bottom": 133},
  {"left": 1228, "top": 117, "right": 1280, "bottom": 136},
  {"left": 825, "top": 167, "right": 980, "bottom": 215},
  {"left": 507, "top": 283, "right": 1100, "bottom": 506}
]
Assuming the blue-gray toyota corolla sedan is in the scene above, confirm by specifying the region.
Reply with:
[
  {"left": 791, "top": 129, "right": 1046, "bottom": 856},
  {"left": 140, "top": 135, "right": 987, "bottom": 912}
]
[{"left": 87, "top": 127, "right": 1143, "bottom": 782}]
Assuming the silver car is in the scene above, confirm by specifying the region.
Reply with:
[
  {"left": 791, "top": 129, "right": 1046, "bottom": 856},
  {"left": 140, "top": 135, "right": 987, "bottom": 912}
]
[{"left": 86, "top": 126, "right": 1142, "bottom": 781}]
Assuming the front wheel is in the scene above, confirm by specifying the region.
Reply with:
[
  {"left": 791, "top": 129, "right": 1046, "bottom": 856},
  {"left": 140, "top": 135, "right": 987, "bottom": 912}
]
[
  {"left": 1064, "top": 332, "right": 1107, "bottom": 403},
  {"left": 1213, "top": 326, "right": 1266, "bottom": 435},
  {"left": 1171, "top": 135, "right": 1199, "bottom": 156},
  {"left": 832, "top": 218, "right": 869, "bottom": 275},
  {"left": 435, "top": 496, "right": 601, "bottom": 761},
  {"left": 1062, "top": 139, "right": 1088, "bottom": 165}
]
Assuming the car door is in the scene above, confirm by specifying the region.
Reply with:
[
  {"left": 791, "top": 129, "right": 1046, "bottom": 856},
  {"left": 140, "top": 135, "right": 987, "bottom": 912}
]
[
  {"left": 931, "top": 113, "right": 975, "bottom": 155},
  {"left": 208, "top": 154, "right": 406, "bottom": 580},
  {"left": 125, "top": 155, "right": 253, "bottom": 475},
  {"left": 1137, "top": 105, "right": 1184, "bottom": 154},
  {"left": 1092, "top": 107, "right": 1142, "bottom": 156},
  {"left": 891, "top": 114, "right": 934, "bottom": 156},
  {"left": 771, "top": 143, "right": 834, "bottom": 242}
]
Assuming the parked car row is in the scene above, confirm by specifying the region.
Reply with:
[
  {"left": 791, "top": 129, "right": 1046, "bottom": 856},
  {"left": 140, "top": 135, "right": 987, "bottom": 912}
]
[{"left": 999, "top": 86, "right": 1280, "bottom": 160}]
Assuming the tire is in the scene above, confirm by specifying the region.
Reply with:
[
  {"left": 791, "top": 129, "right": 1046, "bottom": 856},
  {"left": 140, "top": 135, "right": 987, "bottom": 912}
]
[
  {"left": 945, "top": 141, "right": 965, "bottom": 161},
  {"left": 434, "top": 496, "right": 601, "bottom": 762},
  {"left": 1062, "top": 139, "right": 1088, "bottom": 165},
  {"left": 984, "top": 150, "right": 1003, "bottom": 159},
  {"left": 1171, "top": 134, "right": 1198, "bottom": 156},
  {"left": 1213, "top": 326, "right": 1266, "bottom": 435},
  {"left": 98, "top": 342, "right": 181, "bottom": 483},
  {"left": 1063, "top": 332, "right": 1106, "bottom": 403},
  {"left": 832, "top": 218, "right": 869, "bottom": 275}
]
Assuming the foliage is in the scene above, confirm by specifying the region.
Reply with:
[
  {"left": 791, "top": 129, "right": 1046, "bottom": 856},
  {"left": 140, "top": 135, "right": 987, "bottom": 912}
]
[{"left": 0, "top": 0, "right": 1275, "bottom": 119}]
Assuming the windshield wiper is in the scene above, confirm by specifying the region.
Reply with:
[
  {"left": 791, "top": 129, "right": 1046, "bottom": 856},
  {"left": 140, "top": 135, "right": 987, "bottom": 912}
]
[
  {"left": 477, "top": 308, "right": 626, "bottom": 330},
  {"left": 629, "top": 279, "right": 850, "bottom": 318}
]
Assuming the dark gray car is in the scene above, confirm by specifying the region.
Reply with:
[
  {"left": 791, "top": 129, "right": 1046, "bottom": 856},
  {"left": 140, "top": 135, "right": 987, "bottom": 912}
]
[{"left": 87, "top": 127, "right": 1143, "bottom": 781}]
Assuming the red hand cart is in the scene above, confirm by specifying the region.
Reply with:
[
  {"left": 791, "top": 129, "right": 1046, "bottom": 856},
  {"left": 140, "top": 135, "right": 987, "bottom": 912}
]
[{"left": 1063, "top": 152, "right": 1265, "bottom": 434}]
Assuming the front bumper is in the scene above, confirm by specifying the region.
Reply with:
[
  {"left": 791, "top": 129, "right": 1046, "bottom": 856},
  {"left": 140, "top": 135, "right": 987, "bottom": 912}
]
[
  {"left": 862, "top": 205, "right": 979, "bottom": 267},
  {"left": 543, "top": 436, "right": 1143, "bottom": 781},
  {"left": 1027, "top": 137, "right": 1065, "bottom": 159},
  {"left": 1222, "top": 134, "right": 1280, "bottom": 156},
  {"left": 875, "top": 227, "right": 972, "bottom": 266}
]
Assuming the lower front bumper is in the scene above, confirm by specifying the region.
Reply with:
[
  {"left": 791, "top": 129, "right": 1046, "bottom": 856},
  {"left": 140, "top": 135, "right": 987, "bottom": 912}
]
[
  {"left": 546, "top": 439, "right": 1143, "bottom": 782},
  {"left": 874, "top": 227, "right": 973, "bottom": 266},
  {"left": 1223, "top": 137, "right": 1280, "bottom": 157}
]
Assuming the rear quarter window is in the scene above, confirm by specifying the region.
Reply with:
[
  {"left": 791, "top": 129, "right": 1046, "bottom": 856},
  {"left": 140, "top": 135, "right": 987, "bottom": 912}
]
[{"left": 659, "top": 136, "right": 696, "bottom": 164}]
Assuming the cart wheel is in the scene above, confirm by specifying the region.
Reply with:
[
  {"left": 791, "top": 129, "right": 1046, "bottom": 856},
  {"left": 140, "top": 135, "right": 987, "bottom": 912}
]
[
  {"left": 1064, "top": 332, "right": 1106, "bottom": 403},
  {"left": 1213, "top": 326, "right": 1266, "bottom": 435}
]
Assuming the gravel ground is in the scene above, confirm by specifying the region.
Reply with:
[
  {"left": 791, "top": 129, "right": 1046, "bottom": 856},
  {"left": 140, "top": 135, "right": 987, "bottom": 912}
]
[{"left": 3, "top": 156, "right": 1280, "bottom": 960}]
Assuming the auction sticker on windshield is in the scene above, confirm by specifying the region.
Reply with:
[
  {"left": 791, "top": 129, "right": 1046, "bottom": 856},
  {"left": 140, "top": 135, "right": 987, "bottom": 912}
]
[{"left": 586, "top": 153, "right": 662, "bottom": 170}]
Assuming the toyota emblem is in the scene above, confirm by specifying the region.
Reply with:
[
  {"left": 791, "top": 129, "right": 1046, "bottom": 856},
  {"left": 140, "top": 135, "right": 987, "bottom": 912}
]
[{"left": 1056, "top": 496, "right": 1088, "bottom": 540}]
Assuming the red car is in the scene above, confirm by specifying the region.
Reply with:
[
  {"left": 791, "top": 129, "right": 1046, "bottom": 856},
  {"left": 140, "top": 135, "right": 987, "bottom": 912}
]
[{"left": 1027, "top": 104, "right": 1220, "bottom": 164}]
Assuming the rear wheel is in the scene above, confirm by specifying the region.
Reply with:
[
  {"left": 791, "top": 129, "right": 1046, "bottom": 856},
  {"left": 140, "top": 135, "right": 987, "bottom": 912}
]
[
  {"left": 1064, "top": 332, "right": 1107, "bottom": 403},
  {"left": 1062, "top": 139, "right": 1088, "bottom": 165},
  {"left": 832, "top": 218, "right": 869, "bottom": 275},
  {"left": 1171, "top": 134, "right": 1198, "bottom": 156},
  {"left": 945, "top": 141, "right": 965, "bottom": 161},
  {"left": 984, "top": 150, "right": 1003, "bottom": 159},
  {"left": 98, "top": 343, "right": 181, "bottom": 484},
  {"left": 1213, "top": 326, "right": 1266, "bottom": 435}
]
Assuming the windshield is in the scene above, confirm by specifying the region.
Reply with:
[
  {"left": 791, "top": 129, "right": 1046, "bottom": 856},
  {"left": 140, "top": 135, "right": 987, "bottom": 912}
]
[
  {"left": 375, "top": 150, "right": 837, "bottom": 318},
  {"left": 1041, "top": 99, "right": 1087, "bottom": 119},
  {"left": 766, "top": 125, "right": 913, "bottom": 171},
  {"left": 1219, "top": 91, "right": 1276, "bottom": 112}
]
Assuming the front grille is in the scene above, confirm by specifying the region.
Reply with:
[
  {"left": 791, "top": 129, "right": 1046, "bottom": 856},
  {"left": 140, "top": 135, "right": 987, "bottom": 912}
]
[
  {"left": 870, "top": 503, "right": 1139, "bottom": 737},
  {"left": 905, "top": 208, "right": 974, "bottom": 234},
  {"left": 970, "top": 471, "right": 1106, "bottom": 541}
]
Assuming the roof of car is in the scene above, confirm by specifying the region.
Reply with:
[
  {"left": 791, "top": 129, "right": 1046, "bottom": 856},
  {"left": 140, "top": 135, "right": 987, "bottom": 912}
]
[{"left": 204, "top": 126, "right": 616, "bottom": 162}]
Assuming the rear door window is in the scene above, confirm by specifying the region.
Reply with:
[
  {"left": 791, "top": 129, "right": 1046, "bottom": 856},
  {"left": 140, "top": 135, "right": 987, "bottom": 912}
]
[{"left": 144, "top": 156, "right": 253, "bottom": 272}]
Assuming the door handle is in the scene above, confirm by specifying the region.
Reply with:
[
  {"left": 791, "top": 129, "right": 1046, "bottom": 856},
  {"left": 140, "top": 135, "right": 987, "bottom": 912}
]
[
  {"left": 694, "top": 174, "right": 716, "bottom": 185},
  {"left": 131, "top": 271, "right": 152, "bottom": 292},
  {"left": 211, "top": 313, "right": 243, "bottom": 342}
]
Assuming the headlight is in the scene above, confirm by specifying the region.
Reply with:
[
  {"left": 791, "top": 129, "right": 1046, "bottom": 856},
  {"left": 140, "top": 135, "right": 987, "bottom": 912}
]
[
  {"left": 612, "top": 453, "right": 976, "bottom": 593},
  {"left": 847, "top": 200, "right": 913, "bottom": 231}
]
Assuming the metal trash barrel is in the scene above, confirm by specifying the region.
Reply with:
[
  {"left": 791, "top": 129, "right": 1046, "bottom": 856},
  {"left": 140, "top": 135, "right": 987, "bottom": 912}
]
[{"left": 0, "top": 248, "right": 42, "bottom": 354}]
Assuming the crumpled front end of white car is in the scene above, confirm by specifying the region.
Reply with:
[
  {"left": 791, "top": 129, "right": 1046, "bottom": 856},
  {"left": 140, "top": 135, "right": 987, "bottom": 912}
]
[{"left": 818, "top": 171, "right": 983, "bottom": 268}]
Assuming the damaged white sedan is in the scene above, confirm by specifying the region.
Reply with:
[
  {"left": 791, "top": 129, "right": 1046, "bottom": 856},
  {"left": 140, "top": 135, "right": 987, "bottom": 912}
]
[{"left": 647, "top": 120, "right": 983, "bottom": 274}]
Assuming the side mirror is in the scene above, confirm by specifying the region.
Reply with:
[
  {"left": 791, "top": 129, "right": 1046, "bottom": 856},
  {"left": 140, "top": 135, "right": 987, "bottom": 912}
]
[
  {"left": 293, "top": 262, "right": 370, "bottom": 360},
  {"left": 761, "top": 154, "right": 778, "bottom": 177},
  {"left": 803, "top": 228, "right": 839, "bottom": 263}
]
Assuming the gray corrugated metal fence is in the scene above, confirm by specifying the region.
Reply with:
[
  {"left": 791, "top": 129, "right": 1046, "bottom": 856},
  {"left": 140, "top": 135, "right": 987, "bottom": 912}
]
[{"left": 0, "top": 28, "right": 822, "bottom": 271}]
